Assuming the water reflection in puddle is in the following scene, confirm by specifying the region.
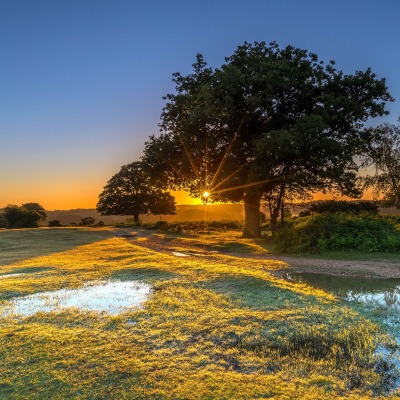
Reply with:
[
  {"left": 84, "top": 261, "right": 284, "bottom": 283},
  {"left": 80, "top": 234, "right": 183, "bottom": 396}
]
[
  {"left": 172, "top": 252, "right": 189, "bottom": 257},
  {"left": 284, "top": 273, "right": 400, "bottom": 311},
  {"left": 0, "top": 273, "right": 26, "bottom": 279},
  {"left": 1, "top": 280, "right": 152, "bottom": 317},
  {"left": 171, "top": 250, "right": 216, "bottom": 257},
  {"left": 284, "top": 272, "right": 400, "bottom": 380}
]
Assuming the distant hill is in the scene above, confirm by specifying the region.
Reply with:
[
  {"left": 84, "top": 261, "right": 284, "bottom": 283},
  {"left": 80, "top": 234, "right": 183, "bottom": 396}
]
[
  {"left": 45, "top": 204, "right": 244, "bottom": 225},
  {"left": 3, "top": 201, "right": 399, "bottom": 227}
]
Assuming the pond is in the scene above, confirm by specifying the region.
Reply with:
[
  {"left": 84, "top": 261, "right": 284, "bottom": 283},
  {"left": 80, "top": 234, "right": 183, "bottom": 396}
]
[{"left": 1, "top": 280, "right": 152, "bottom": 317}]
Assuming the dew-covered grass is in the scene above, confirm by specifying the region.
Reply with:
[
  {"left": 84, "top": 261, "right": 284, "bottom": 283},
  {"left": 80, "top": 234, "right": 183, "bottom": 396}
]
[{"left": 0, "top": 227, "right": 398, "bottom": 399}]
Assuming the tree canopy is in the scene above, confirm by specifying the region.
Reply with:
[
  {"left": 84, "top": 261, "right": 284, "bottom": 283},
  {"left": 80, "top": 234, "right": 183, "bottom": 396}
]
[
  {"left": 97, "top": 161, "right": 176, "bottom": 222},
  {"left": 143, "top": 41, "right": 393, "bottom": 236},
  {"left": 22, "top": 202, "right": 47, "bottom": 221}
]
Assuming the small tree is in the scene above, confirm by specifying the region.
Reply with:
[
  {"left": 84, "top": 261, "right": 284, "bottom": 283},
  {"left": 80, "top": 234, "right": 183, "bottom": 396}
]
[
  {"left": 3, "top": 204, "right": 43, "bottom": 228},
  {"left": 364, "top": 121, "right": 400, "bottom": 207},
  {"left": 97, "top": 161, "right": 176, "bottom": 222}
]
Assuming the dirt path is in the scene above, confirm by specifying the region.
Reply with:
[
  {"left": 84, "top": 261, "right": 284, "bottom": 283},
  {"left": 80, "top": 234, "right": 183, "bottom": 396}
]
[
  {"left": 116, "top": 228, "right": 400, "bottom": 280},
  {"left": 264, "top": 255, "right": 400, "bottom": 279}
]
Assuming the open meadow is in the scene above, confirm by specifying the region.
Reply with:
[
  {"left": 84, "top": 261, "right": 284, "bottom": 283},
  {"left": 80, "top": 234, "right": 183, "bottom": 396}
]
[{"left": 0, "top": 227, "right": 399, "bottom": 399}]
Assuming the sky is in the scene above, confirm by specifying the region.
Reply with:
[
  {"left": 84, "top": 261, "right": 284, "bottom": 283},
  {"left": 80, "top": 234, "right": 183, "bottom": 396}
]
[{"left": 0, "top": 0, "right": 399, "bottom": 210}]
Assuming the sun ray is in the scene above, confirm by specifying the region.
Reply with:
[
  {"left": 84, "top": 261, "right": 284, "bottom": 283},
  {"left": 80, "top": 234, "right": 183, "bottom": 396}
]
[
  {"left": 208, "top": 118, "right": 247, "bottom": 190},
  {"left": 172, "top": 116, "right": 280, "bottom": 203},
  {"left": 205, "top": 132, "right": 208, "bottom": 188},
  {"left": 210, "top": 163, "right": 248, "bottom": 192},
  {"left": 164, "top": 160, "right": 205, "bottom": 195},
  {"left": 177, "top": 133, "right": 205, "bottom": 191},
  {"left": 212, "top": 177, "right": 281, "bottom": 195}
]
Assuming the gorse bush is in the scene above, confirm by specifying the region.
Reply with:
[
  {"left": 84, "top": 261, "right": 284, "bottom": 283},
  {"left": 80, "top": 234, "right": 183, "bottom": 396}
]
[{"left": 274, "top": 213, "right": 400, "bottom": 253}]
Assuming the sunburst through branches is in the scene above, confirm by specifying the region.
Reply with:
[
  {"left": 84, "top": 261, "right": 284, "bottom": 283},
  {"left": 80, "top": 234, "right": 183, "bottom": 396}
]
[{"left": 175, "top": 129, "right": 277, "bottom": 205}]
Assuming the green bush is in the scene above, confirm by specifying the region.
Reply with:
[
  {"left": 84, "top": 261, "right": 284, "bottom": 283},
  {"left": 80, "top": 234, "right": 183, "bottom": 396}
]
[
  {"left": 139, "top": 220, "right": 243, "bottom": 232},
  {"left": 274, "top": 213, "right": 400, "bottom": 253},
  {"left": 299, "top": 200, "right": 379, "bottom": 216},
  {"left": 48, "top": 220, "right": 62, "bottom": 227}
]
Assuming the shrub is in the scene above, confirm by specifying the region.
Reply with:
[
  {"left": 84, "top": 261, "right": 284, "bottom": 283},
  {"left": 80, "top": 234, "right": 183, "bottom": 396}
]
[
  {"left": 81, "top": 217, "right": 95, "bottom": 226},
  {"left": 304, "top": 200, "right": 379, "bottom": 215},
  {"left": 140, "top": 220, "right": 242, "bottom": 232},
  {"left": 48, "top": 220, "right": 62, "bottom": 227},
  {"left": 274, "top": 213, "right": 400, "bottom": 253}
]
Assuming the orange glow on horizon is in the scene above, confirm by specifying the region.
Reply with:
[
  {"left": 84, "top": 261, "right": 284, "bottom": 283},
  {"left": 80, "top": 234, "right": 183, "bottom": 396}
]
[{"left": 0, "top": 187, "right": 376, "bottom": 211}]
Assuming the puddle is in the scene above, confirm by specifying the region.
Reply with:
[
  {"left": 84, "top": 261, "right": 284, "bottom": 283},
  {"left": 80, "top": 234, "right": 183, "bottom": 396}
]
[
  {"left": 284, "top": 272, "right": 400, "bottom": 385},
  {"left": 171, "top": 250, "right": 215, "bottom": 257},
  {"left": 0, "top": 273, "right": 26, "bottom": 279},
  {"left": 1, "top": 280, "right": 152, "bottom": 317},
  {"left": 284, "top": 273, "right": 400, "bottom": 311},
  {"left": 172, "top": 252, "right": 190, "bottom": 257}
]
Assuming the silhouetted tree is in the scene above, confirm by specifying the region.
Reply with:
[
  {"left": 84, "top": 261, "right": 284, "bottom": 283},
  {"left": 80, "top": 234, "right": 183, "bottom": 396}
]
[
  {"left": 97, "top": 161, "right": 176, "bottom": 222},
  {"left": 22, "top": 202, "right": 47, "bottom": 221},
  {"left": 3, "top": 204, "right": 44, "bottom": 228},
  {"left": 143, "top": 41, "right": 392, "bottom": 237},
  {"left": 0, "top": 213, "right": 7, "bottom": 228},
  {"left": 364, "top": 120, "right": 400, "bottom": 207}
]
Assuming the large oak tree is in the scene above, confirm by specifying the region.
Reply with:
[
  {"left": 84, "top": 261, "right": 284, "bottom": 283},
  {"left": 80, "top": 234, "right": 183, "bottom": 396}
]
[{"left": 143, "top": 41, "right": 392, "bottom": 237}]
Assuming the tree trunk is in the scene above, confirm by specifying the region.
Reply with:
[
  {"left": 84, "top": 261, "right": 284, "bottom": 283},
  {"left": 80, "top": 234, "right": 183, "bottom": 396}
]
[
  {"left": 270, "top": 208, "right": 280, "bottom": 235},
  {"left": 133, "top": 213, "right": 139, "bottom": 222},
  {"left": 269, "top": 184, "right": 286, "bottom": 235},
  {"left": 242, "top": 192, "right": 262, "bottom": 238}
]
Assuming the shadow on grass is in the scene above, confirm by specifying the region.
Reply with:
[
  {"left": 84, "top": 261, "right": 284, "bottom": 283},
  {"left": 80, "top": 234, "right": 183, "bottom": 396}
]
[
  {"left": 0, "top": 228, "right": 114, "bottom": 266},
  {"left": 203, "top": 275, "right": 309, "bottom": 310},
  {"left": 210, "top": 240, "right": 273, "bottom": 254},
  {"left": 111, "top": 267, "right": 178, "bottom": 283},
  {"left": 0, "top": 266, "right": 54, "bottom": 275}
]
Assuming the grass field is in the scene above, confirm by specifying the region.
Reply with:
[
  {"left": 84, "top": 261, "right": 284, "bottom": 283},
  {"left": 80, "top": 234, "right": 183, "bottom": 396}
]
[{"left": 0, "top": 227, "right": 399, "bottom": 399}]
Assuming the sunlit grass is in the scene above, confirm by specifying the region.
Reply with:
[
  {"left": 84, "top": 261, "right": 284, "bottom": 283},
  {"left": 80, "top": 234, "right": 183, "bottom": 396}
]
[
  {"left": 154, "top": 229, "right": 272, "bottom": 254},
  {"left": 0, "top": 228, "right": 398, "bottom": 399}
]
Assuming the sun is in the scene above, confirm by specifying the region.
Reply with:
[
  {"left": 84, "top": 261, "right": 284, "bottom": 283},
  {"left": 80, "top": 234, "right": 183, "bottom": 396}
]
[{"left": 201, "top": 191, "right": 211, "bottom": 205}]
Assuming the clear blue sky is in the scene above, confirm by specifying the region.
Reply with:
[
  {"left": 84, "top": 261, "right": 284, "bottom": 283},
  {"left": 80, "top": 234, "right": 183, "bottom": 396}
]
[{"left": 1, "top": 0, "right": 399, "bottom": 209}]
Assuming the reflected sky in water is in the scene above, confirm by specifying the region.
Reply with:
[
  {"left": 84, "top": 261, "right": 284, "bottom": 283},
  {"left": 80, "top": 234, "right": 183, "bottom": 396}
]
[
  {"left": 1, "top": 280, "right": 152, "bottom": 317},
  {"left": 286, "top": 272, "right": 400, "bottom": 310}
]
